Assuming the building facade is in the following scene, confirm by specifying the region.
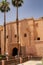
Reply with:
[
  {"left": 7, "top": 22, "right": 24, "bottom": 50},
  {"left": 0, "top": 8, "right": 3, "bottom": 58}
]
[{"left": 0, "top": 17, "right": 43, "bottom": 57}]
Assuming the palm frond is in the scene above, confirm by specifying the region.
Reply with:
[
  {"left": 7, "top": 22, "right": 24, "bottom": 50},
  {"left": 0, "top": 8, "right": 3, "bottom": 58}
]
[
  {"left": 0, "top": 1, "right": 10, "bottom": 12},
  {"left": 0, "top": 3, "right": 3, "bottom": 7},
  {"left": 12, "top": 0, "right": 23, "bottom": 7}
]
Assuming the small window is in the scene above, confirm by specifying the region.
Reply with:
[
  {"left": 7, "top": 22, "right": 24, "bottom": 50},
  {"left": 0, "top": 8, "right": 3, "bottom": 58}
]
[
  {"left": 24, "top": 33, "right": 27, "bottom": 37},
  {"left": 15, "top": 34, "right": 17, "bottom": 38},
  {"left": 6, "top": 35, "right": 8, "bottom": 38},
  {"left": 37, "top": 37, "right": 40, "bottom": 40}
]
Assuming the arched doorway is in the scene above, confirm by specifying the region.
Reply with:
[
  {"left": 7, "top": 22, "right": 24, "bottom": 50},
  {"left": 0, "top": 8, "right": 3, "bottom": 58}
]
[
  {"left": 12, "top": 47, "right": 18, "bottom": 56},
  {"left": 0, "top": 48, "right": 1, "bottom": 54}
]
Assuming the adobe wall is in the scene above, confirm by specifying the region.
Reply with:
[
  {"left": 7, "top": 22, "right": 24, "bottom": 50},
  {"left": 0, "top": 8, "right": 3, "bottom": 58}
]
[
  {"left": 0, "top": 18, "right": 43, "bottom": 57},
  {"left": 35, "top": 41, "right": 43, "bottom": 57}
]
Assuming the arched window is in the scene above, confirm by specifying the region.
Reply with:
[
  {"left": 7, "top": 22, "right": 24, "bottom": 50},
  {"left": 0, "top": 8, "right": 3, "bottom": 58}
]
[
  {"left": 6, "top": 35, "right": 8, "bottom": 38},
  {"left": 37, "top": 37, "right": 40, "bottom": 40},
  {"left": 24, "top": 33, "right": 27, "bottom": 37},
  {"left": 14, "top": 34, "right": 17, "bottom": 38}
]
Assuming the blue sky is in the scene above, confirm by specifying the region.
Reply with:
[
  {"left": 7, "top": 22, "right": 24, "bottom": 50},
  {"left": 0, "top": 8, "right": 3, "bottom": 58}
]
[{"left": 0, "top": 0, "right": 43, "bottom": 25}]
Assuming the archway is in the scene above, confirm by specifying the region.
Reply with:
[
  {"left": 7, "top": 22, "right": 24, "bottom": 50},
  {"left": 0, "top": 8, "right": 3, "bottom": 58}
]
[
  {"left": 0, "top": 48, "right": 1, "bottom": 54},
  {"left": 12, "top": 47, "right": 18, "bottom": 56}
]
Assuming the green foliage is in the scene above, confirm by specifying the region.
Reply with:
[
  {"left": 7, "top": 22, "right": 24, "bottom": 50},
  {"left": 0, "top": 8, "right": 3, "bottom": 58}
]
[
  {"left": 0, "top": 1, "right": 10, "bottom": 12},
  {"left": 12, "top": 0, "right": 23, "bottom": 7},
  {"left": 0, "top": 54, "right": 6, "bottom": 60},
  {"left": 2, "top": 0, "right": 6, "bottom": 2}
]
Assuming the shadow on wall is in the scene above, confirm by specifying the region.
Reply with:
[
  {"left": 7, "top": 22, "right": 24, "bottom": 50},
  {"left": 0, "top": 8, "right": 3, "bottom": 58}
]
[{"left": 28, "top": 44, "right": 37, "bottom": 57}]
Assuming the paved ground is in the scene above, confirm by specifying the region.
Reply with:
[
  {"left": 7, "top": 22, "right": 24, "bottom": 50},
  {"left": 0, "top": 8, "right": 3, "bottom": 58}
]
[
  {"left": 0, "top": 56, "right": 43, "bottom": 65},
  {"left": 18, "top": 60, "right": 42, "bottom": 65},
  {"left": 0, "top": 60, "right": 43, "bottom": 65}
]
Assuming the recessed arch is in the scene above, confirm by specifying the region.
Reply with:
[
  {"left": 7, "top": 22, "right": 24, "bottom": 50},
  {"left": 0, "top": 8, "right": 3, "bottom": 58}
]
[
  {"left": 0, "top": 48, "right": 1, "bottom": 54},
  {"left": 12, "top": 47, "right": 18, "bottom": 56}
]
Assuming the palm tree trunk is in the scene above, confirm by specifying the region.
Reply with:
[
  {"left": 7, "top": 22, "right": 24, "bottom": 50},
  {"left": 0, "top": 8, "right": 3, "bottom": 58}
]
[
  {"left": 16, "top": 2, "right": 19, "bottom": 56},
  {"left": 4, "top": 11, "right": 6, "bottom": 55}
]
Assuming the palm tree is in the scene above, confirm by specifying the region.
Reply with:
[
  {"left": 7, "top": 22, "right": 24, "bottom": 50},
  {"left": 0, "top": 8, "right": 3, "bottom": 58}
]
[
  {"left": 12, "top": 0, "right": 23, "bottom": 56},
  {"left": 0, "top": 0, "right": 10, "bottom": 55}
]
